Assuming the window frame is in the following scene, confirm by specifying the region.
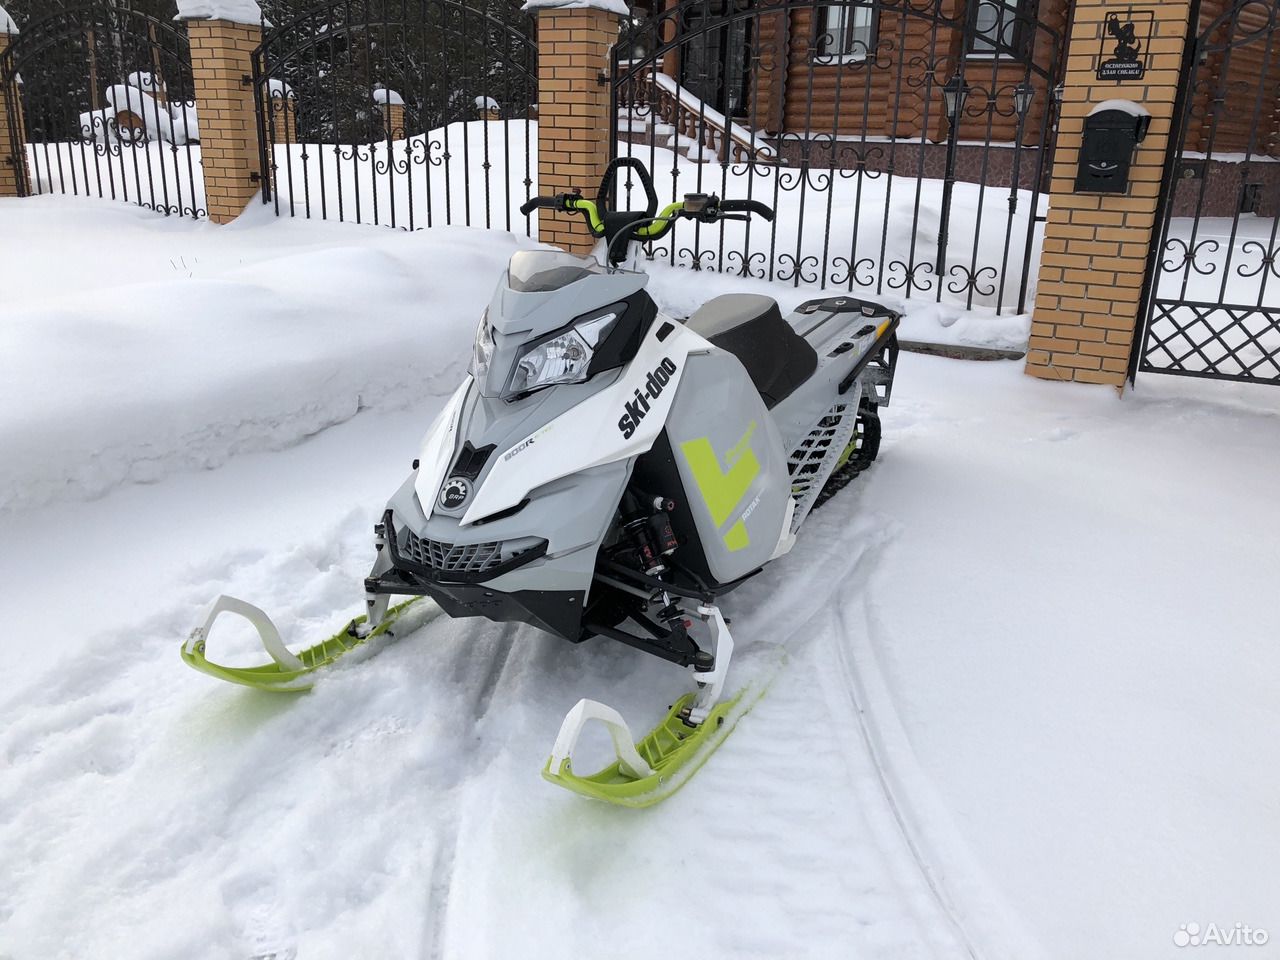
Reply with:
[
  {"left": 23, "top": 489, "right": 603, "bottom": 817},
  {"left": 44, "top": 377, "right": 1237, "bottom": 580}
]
[
  {"left": 966, "top": 0, "right": 1032, "bottom": 61},
  {"left": 816, "top": 3, "right": 878, "bottom": 64}
]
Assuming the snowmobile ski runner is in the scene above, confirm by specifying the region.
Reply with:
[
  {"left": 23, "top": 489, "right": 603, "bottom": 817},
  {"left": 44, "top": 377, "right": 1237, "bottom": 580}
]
[
  {"left": 183, "top": 596, "right": 440, "bottom": 691},
  {"left": 183, "top": 158, "right": 899, "bottom": 806}
]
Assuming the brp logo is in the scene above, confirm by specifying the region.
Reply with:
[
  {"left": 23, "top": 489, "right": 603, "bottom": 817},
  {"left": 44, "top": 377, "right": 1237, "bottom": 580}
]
[{"left": 438, "top": 476, "right": 472, "bottom": 510}]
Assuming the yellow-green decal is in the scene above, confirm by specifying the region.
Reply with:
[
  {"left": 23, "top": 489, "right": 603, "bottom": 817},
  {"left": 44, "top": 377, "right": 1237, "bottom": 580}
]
[{"left": 680, "top": 422, "right": 760, "bottom": 552}]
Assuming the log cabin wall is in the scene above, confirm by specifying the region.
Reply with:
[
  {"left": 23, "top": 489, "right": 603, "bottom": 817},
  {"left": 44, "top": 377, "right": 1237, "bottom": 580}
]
[
  {"left": 1167, "top": 0, "right": 1280, "bottom": 216},
  {"left": 1186, "top": 0, "right": 1280, "bottom": 157},
  {"left": 750, "top": 0, "right": 1068, "bottom": 146}
]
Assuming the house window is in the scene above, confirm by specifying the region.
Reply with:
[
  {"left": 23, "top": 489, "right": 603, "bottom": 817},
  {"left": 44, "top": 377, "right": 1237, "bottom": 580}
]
[
  {"left": 818, "top": 5, "right": 876, "bottom": 60},
  {"left": 969, "top": 0, "right": 1027, "bottom": 58}
]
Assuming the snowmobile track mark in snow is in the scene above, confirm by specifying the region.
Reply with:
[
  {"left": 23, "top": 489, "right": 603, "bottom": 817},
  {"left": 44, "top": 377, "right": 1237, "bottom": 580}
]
[{"left": 820, "top": 545, "right": 985, "bottom": 960}]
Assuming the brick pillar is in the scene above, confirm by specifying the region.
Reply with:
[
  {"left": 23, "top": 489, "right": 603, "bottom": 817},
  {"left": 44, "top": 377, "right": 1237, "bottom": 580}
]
[
  {"left": 1023, "top": 0, "right": 1193, "bottom": 388},
  {"left": 382, "top": 102, "right": 405, "bottom": 141},
  {"left": 535, "top": 6, "right": 620, "bottom": 256},
  {"left": 0, "top": 28, "right": 25, "bottom": 198},
  {"left": 183, "top": 18, "right": 264, "bottom": 224}
]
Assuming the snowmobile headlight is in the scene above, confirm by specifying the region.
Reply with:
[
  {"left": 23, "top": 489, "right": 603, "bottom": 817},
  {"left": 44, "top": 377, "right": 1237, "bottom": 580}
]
[
  {"left": 503, "top": 308, "right": 621, "bottom": 399},
  {"left": 470, "top": 308, "right": 495, "bottom": 380}
]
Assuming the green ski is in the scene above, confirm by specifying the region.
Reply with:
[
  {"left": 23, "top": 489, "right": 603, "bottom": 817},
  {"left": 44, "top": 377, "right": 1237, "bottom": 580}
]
[
  {"left": 541, "top": 688, "right": 759, "bottom": 808},
  {"left": 182, "top": 595, "right": 436, "bottom": 691}
]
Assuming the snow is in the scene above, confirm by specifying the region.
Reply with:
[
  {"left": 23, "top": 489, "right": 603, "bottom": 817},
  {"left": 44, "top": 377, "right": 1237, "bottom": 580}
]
[
  {"left": 521, "top": 0, "right": 630, "bottom": 15},
  {"left": 2, "top": 196, "right": 1280, "bottom": 959},
  {"left": 124, "top": 70, "right": 163, "bottom": 94},
  {"left": 475, "top": 95, "right": 500, "bottom": 110},
  {"left": 21, "top": 113, "right": 1042, "bottom": 325},
  {"left": 266, "top": 78, "right": 294, "bottom": 99},
  {"left": 371, "top": 85, "right": 404, "bottom": 106},
  {"left": 264, "top": 119, "right": 535, "bottom": 233},
  {"left": 174, "top": 0, "right": 268, "bottom": 26},
  {"left": 1090, "top": 98, "right": 1151, "bottom": 118},
  {"left": 105, "top": 83, "right": 200, "bottom": 145},
  {"left": 0, "top": 196, "right": 529, "bottom": 514},
  {"left": 24, "top": 140, "right": 205, "bottom": 213},
  {"left": 0, "top": 3, "right": 18, "bottom": 34}
]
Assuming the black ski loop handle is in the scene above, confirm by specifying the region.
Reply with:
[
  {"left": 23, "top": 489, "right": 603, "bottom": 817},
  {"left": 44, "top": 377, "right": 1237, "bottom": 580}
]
[{"left": 598, "top": 156, "right": 659, "bottom": 217}]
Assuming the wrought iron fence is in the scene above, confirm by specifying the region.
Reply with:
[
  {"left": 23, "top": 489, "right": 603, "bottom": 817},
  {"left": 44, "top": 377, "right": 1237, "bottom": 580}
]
[
  {"left": 253, "top": 0, "right": 536, "bottom": 232},
  {"left": 611, "top": 0, "right": 1064, "bottom": 315},
  {"left": 0, "top": 1, "right": 204, "bottom": 218},
  {"left": 1133, "top": 0, "right": 1280, "bottom": 386}
]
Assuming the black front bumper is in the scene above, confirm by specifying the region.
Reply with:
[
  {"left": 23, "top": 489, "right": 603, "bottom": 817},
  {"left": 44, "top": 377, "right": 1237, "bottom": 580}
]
[{"left": 366, "top": 510, "right": 585, "bottom": 642}]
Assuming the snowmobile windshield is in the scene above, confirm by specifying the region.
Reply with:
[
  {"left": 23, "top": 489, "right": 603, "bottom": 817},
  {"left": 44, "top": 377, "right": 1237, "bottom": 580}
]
[{"left": 507, "top": 250, "right": 601, "bottom": 293}]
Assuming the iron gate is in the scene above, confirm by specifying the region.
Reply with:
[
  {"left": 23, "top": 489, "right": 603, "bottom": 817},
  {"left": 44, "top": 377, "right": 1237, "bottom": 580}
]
[
  {"left": 253, "top": 0, "right": 536, "bottom": 232},
  {"left": 611, "top": 0, "right": 1065, "bottom": 315},
  {"left": 1132, "top": 0, "right": 1280, "bottom": 385},
  {"left": 0, "top": 1, "right": 203, "bottom": 218}
]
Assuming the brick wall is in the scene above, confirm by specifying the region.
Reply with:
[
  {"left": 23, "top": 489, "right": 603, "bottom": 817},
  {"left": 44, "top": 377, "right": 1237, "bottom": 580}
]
[
  {"left": 270, "top": 94, "right": 296, "bottom": 145},
  {"left": 185, "top": 18, "right": 263, "bottom": 224},
  {"left": 382, "top": 102, "right": 406, "bottom": 141},
  {"left": 0, "top": 31, "right": 23, "bottom": 198},
  {"left": 535, "top": 7, "right": 619, "bottom": 256},
  {"left": 1024, "top": 0, "right": 1193, "bottom": 388}
]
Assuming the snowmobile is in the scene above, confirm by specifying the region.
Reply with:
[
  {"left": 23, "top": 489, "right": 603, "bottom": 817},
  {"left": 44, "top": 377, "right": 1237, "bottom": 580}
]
[{"left": 183, "top": 158, "right": 899, "bottom": 807}]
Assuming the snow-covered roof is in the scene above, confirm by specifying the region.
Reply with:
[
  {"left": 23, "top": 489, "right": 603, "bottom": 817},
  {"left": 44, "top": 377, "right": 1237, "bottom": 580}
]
[
  {"left": 475, "top": 96, "right": 499, "bottom": 110},
  {"left": 521, "top": 0, "right": 629, "bottom": 15},
  {"left": 0, "top": 4, "right": 19, "bottom": 35},
  {"left": 372, "top": 86, "right": 404, "bottom": 106},
  {"left": 174, "top": 0, "right": 271, "bottom": 28}
]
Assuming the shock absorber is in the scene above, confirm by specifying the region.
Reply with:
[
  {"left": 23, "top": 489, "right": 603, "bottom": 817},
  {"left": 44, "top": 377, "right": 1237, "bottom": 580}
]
[{"left": 620, "top": 491, "right": 679, "bottom": 577}]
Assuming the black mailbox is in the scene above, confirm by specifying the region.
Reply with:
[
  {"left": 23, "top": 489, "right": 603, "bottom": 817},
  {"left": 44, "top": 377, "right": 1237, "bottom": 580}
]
[{"left": 1075, "top": 100, "right": 1151, "bottom": 194}]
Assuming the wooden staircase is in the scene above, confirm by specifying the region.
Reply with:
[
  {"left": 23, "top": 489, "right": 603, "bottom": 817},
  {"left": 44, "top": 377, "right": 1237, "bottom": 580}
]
[{"left": 615, "top": 62, "right": 775, "bottom": 164}]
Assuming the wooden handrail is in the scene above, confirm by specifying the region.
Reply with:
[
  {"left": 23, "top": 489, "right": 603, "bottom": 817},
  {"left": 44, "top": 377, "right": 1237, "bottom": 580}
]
[{"left": 618, "top": 63, "right": 774, "bottom": 163}]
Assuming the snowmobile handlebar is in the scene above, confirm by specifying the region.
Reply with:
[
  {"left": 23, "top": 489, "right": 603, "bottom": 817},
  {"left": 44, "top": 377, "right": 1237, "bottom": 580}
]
[
  {"left": 716, "top": 198, "right": 775, "bottom": 221},
  {"left": 522, "top": 158, "right": 773, "bottom": 266}
]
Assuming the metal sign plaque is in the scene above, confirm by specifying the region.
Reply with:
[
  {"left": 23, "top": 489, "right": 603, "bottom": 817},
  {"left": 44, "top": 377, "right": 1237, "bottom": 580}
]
[{"left": 1097, "top": 9, "right": 1153, "bottom": 81}]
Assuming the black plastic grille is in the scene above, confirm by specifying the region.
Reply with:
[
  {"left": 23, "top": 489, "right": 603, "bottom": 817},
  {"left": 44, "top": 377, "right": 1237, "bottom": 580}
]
[{"left": 401, "top": 527, "right": 544, "bottom": 575}]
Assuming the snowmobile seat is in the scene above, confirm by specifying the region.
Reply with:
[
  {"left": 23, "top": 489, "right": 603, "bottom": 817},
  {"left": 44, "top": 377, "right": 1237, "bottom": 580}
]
[{"left": 686, "top": 294, "right": 818, "bottom": 408}]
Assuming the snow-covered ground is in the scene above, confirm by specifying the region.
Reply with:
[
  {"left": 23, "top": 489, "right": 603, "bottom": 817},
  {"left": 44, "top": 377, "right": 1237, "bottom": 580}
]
[{"left": 2, "top": 196, "right": 1279, "bottom": 960}]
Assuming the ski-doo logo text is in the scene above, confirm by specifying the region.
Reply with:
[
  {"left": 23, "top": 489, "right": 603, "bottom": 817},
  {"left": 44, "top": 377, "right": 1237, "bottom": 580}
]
[
  {"left": 438, "top": 477, "right": 472, "bottom": 510},
  {"left": 618, "top": 357, "right": 678, "bottom": 440}
]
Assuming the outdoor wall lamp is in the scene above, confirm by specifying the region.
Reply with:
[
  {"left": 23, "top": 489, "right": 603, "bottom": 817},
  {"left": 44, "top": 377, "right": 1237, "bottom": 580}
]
[
  {"left": 942, "top": 74, "right": 969, "bottom": 125},
  {"left": 1013, "top": 80, "right": 1034, "bottom": 119}
]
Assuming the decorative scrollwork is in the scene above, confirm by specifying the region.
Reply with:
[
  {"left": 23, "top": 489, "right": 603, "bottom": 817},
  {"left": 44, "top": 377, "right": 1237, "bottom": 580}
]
[
  {"left": 832, "top": 144, "right": 885, "bottom": 179},
  {"left": 726, "top": 248, "right": 770, "bottom": 280},
  {"left": 830, "top": 255, "right": 877, "bottom": 287},
  {"left": 776, "top": 253, "right": 821, "bottom": 284},
  {"left": 1236, "top": 240, "right": 1280, "bottom": 280},
  {"left": 676, "top": 247, "right": 718, "bottom": 271},
  {"left": 336, "top": 143, "right": 374, "bottom": 163},
  {"left": 886, "top": 259, "right": 936, "bottom": 294},
  {"left": 946, "top": 264, "right": 998, "bottom": 298},
  {"left": 1161, "top": 237, "right": 1221, "bottom": 275}
]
